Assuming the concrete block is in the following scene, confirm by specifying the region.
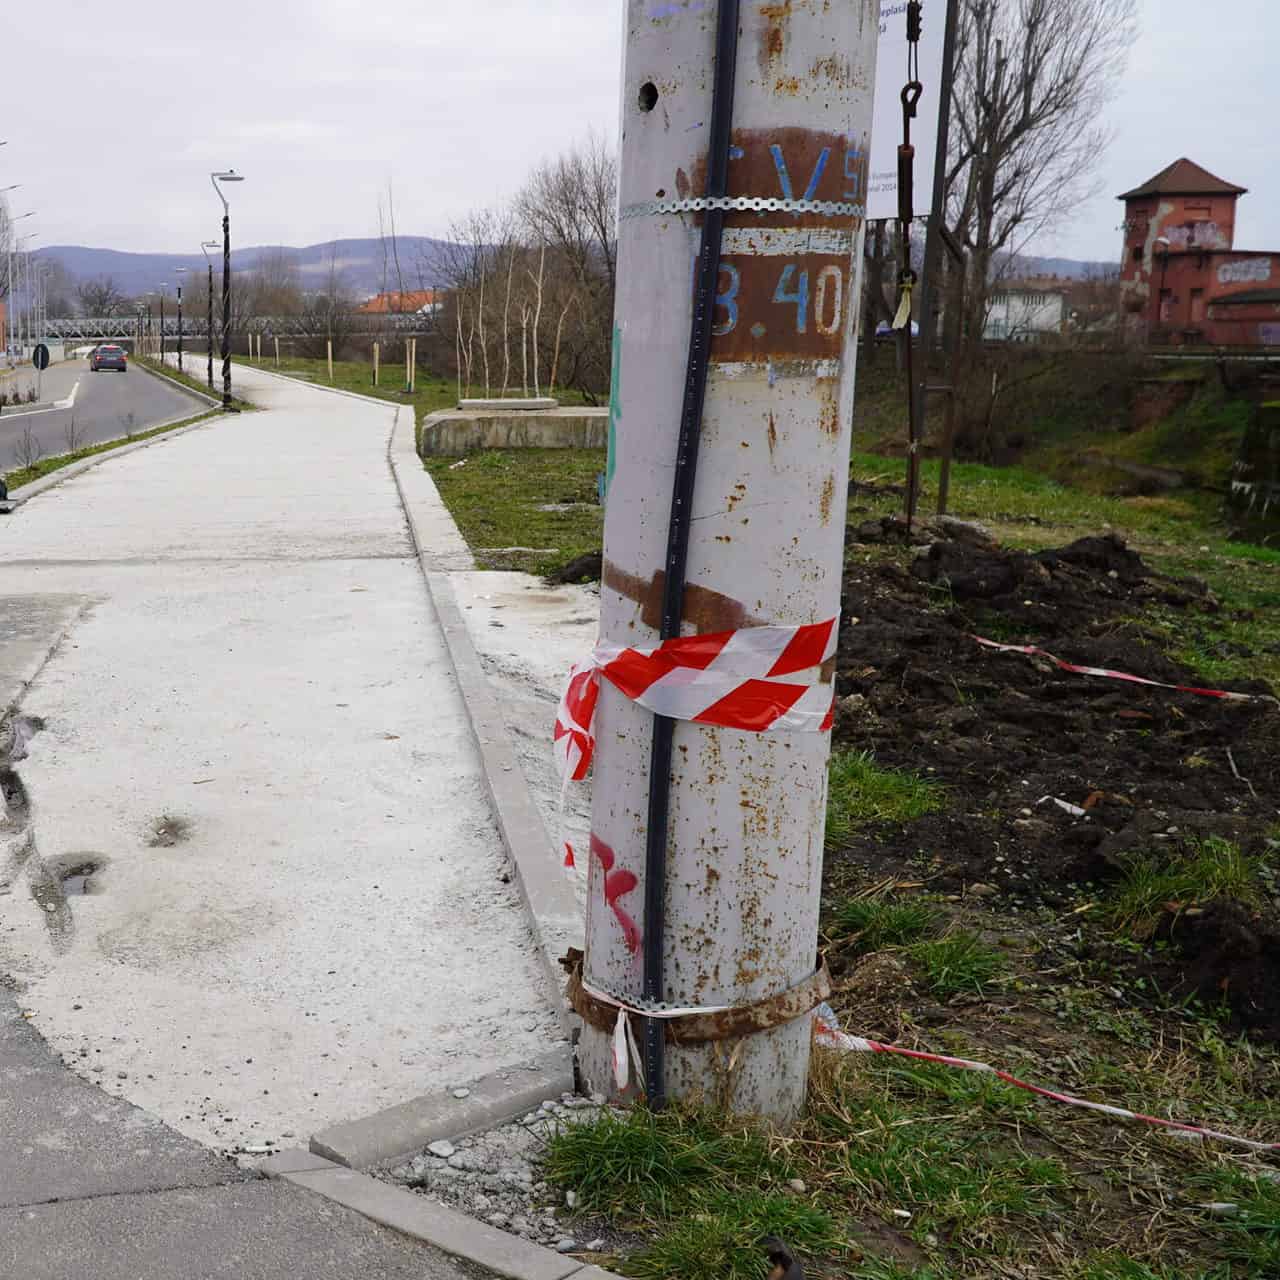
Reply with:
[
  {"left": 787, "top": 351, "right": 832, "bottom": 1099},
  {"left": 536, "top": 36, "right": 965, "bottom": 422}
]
[
  {"left": 419, "top": 407, "right": 609, "bottom": 456},
  {"left": 310, "top": 1050, "right": 574, "bottom": 1169},
  {"left": 282, "top": 1166, "right": 580, "bottom": 1280},
  {"left": 458, "top": 397, "right": 560, "bottom": 412}
]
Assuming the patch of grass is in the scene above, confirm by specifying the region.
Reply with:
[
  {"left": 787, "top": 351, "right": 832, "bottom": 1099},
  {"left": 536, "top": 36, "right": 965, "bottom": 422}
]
[
  {"left": 1107, "top": 836, "right": 1264, "bottom": 939},
  {"left": 906, "top": 931, "right": 1005, "bottom": 998},
  {"left": 1187, "top": 1166, "right": 1280, "bottom": 1275},
  {"left": 809, "top": 1055, "right": 1070, "bottom": 1248},
  {"left": 1071, "top": 1257, "right": 1211, "bottom": 1280},
  {"left": 826, "top": 750, "right": 944, "bottom": 844},
  {"left": 543, "top": 1106, "right": 791, "bottom": 1220},
  {"left": 624, "top": 1190, "right": 841, "bottom": 1280},
  {"left": 4, "top": 407, "right": 223, "bottom": 492},
  {"left": 828, "top": 896, "right": 940, "bottom": 953},
  {"left": 543, "top": 1107, "right": 845, "bottom": 1279},
  {"left": 424, "top": 447, "right": 605, "bottom": 576}
]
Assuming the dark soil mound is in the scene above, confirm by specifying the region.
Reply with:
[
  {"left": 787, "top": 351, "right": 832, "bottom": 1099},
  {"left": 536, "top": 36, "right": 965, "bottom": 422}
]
[
  {"left": 546, "top": 551, "right": 603, "bottom": 586},
  {"left": 832, "top": 530, "right": 1280, "bottom": 1038}
]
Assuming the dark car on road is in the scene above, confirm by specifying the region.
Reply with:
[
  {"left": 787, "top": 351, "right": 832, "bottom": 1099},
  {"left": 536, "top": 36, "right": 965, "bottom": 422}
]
[{"left": 90, "top": 344, "right": 128, "bottom": 373}]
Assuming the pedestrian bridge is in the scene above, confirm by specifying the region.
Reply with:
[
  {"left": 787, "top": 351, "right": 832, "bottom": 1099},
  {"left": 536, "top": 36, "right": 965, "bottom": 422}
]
[{"left": 45, "top": 312, "right": 435, "bottom": 341}]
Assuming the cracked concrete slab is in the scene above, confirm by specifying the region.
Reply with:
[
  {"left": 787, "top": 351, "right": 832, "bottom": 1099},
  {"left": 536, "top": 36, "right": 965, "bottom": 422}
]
[
  {"left": 0, "top": 992, "right": 247, "bottom": 1209},
  {"left": 0, "top": 1180, "right": 475, "bottom": 1280}
]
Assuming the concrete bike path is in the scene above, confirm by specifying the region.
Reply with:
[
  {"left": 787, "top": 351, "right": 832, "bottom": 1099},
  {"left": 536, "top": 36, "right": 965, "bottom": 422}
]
[{"left": 0, "top": 361, "right": 563, "bottom": 1162}]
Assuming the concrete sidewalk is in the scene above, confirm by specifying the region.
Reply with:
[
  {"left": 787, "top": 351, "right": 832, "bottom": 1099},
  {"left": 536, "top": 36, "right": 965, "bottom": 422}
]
[
  {"left": 0, "top": 361, "right": 564, "bottom": 1275},
  {"left": 0, "top": 993, "right": 471, "bottom": 1279}
]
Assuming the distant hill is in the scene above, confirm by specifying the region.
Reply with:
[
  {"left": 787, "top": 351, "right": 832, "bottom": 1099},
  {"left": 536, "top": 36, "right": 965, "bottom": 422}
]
[
  {"left": 1006, "top": 254, "right": 1118, "bottom": 280},
  {"left": 35, "top": 237, "right": 455, "bottom": 300}
]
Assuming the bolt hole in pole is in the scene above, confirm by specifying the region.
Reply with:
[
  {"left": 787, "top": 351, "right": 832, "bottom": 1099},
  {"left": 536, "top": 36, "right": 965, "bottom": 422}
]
[{"left": 638, "top": 81, "right": 660, "bottom": 113}]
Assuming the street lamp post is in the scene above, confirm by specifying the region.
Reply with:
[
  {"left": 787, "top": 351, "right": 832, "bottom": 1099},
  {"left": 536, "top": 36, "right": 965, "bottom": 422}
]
[
  {"left": 210, "top": 170, "right": 245, "bottom": 410},
  {"left": 159, "top": 284, "right": 168, "bottom": 360},
  {"left": 200, "top": 241, "right": 218, "bottom": 391},
  {"left": 175, "top": 266, "right": 187, "bottom": 373}
]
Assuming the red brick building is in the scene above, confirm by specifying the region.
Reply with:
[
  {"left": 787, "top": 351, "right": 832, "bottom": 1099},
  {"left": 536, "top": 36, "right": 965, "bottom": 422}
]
[{"left": 1118, "top": 158, "right": 1280, "bottom": 348}]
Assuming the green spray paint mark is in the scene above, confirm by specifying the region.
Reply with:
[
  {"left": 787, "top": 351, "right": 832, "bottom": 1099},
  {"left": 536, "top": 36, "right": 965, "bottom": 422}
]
[{"left": 606, "top": 324, "right": 622, "bottom": 496}]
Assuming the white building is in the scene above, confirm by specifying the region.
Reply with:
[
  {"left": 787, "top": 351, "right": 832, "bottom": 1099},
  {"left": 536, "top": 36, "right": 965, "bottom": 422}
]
[{"left": 985, "top": 283, "right": 1069, "bottom": 342}]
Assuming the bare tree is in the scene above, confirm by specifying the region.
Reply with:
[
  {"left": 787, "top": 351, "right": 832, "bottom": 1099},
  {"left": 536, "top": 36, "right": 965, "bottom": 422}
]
[
  {"left": 945, "top": 0, "right": 1137, "bottom": 356},
  {"left": 12, "top": 424, "right": 41, "bottom": 470},
  {"left": 76, "top": 276, "right": 127, "bottom": 317},
  {"left": 297, "top": 250, "right": 356, "bottom": 359},
  {"left": 63, "top": 413, "right": 83, "bottom": 455}
]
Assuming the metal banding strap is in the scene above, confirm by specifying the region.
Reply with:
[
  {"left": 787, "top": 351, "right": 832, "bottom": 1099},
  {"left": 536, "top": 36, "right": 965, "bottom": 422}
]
[
  {"left": 621, "top": 195, "right": 866, "bottom": 221},
  {"left": 561, "top": 949, "right": 833, "bottom": 1046}
]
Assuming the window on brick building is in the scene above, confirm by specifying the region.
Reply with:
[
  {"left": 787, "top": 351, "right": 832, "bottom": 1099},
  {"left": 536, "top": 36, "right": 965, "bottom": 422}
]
[
  {"left": 1190, "top": 289, "right": 1205, "bottom": 323},
  {"left": 1132, "top": 245, "right": 1143, "bottom": 264},
  {"left": 1160, "top": 290, "right": 1173, "bottom": 323}
]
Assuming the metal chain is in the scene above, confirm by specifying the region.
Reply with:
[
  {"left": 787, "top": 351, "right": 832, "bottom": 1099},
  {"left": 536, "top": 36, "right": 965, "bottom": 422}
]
[{"left": 620, "top": 195, "right": 865, "bottom": 222}]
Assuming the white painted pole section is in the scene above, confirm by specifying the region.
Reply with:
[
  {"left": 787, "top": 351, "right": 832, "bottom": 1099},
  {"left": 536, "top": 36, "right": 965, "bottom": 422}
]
[{"left": 578, "top": 0, "right": 878, "bottom": 1122}]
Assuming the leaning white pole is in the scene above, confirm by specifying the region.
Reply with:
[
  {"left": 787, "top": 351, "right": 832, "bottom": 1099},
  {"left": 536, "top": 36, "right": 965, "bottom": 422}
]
[{"left": 577, "top": 1, "right": 878, "bottom": 1121}]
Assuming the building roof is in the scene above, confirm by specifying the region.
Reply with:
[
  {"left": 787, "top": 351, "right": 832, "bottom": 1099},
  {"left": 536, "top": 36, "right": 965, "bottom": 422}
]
[
  {"left": 357, "top": 290, "right": 439, "bottom": 314},
  {"left": 1118, "top": 159, "right": 1248, "bottom": 201}
]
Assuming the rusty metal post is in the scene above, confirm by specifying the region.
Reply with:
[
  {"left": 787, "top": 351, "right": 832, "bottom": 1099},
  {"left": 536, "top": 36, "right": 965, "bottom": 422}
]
[{"left": 578, "top": 0, "right": 879, "bottom": 1122}]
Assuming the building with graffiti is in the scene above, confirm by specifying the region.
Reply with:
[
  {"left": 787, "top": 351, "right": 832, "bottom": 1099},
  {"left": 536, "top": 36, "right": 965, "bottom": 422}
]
[{"left": 1118, "top": 158, "right": 1279, "bottom": 348}]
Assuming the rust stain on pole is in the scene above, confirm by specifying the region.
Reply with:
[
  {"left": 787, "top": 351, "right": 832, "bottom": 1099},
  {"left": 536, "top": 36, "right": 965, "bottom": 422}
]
[{"left": 603, "top": 560, "right": 763, "bottom": 634}]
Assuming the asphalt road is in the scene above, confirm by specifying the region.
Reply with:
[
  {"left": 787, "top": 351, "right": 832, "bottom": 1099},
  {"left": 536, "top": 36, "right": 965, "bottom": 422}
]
[{"left": 0, "top": 356, "right": 206, "bottom": 472}]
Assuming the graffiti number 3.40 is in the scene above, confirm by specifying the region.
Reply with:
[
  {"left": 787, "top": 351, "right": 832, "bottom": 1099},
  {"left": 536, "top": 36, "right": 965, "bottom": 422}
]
[{"left": 713, "top": 261, "right": 845, "bottom": 339}]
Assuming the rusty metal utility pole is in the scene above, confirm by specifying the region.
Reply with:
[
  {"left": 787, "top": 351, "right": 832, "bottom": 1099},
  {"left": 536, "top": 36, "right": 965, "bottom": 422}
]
[{"left": 578, "top": 0, "right": 878, "bottom": 1122}]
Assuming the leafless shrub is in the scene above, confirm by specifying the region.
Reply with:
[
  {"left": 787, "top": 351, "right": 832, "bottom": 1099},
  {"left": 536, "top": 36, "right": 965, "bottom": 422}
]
[{"left": 13, "top": 424, "right": 42, "bottom": 470}]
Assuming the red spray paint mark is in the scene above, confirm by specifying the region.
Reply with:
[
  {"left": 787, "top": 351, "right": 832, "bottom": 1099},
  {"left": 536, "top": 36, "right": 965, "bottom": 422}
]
[{"left": 590, "top": 833, "right": 641, "bottom": 956}]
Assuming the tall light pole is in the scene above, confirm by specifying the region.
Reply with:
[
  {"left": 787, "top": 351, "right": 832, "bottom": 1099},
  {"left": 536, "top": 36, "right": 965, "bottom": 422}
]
[
  {"left": 200, "top": 240, "right": 218, "bottom": 391},
  {"left": 1, "top": 185, "right": 18, "bottom": 357},
  {"left": 211, "top": 170, "right": 245, "bottom": 409},
  {"left": 15, "top": 226, "right": 37, "bottom": 358},
  {"left": 576, "top": 1, "right": 876, "bottom": 1121},
  {"left": 175, "top": 266, "right": 187, "bottom": 373},
  {"left": 158, "top": 283, "right": 168, "bottom": 359}
]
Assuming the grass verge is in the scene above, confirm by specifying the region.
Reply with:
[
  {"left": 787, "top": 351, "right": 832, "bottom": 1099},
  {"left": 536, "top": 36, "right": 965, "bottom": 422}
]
[
  {"left": 133, "top": 355, "right": 255, "bottom": 412},
  {"left": 423, "top": 447, "right": 606, "bottom": 576}
]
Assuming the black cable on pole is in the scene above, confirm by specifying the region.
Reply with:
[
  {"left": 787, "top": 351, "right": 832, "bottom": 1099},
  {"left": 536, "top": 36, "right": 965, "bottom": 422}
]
[
  {"left": 222, "top": 213, "right": 233, "bottom": 410},
  {"left": 208, "top": 263, "right": 215, "bottom": 391},
  {"left": 642, "top": 0, "right": 741, "bottom": 1111}
]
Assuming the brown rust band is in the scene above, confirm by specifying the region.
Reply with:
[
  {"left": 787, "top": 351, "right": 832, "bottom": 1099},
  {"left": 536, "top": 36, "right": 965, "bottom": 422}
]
[
  {"left": 602, "top": 560, "right": 763, "bottom": 634},
  {"left": 561, "top": 949, "right": 832, "bottom": 1046}
]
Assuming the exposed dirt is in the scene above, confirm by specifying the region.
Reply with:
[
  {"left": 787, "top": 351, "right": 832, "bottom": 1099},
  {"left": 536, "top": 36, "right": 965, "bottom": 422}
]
[{"left": 831, "top": 525, "right": 1280, "bottom": 1039}]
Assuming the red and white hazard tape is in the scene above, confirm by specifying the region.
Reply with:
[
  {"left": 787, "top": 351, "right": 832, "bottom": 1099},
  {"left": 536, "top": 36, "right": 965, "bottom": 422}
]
[
  {"left": 555, "top": 619, "right": 838, "bottom": 865},
  {"left": 814, "top": 1005, "right": 1279, "bottom": 1155},
  {"left": 973, "top": 635, "right": 1279, "bottom": 706}
]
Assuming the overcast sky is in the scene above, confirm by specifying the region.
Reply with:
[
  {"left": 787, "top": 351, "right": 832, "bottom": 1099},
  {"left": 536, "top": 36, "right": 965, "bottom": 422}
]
[{"left": 2, "top": 1, "right": 1274, "bottom": 268}]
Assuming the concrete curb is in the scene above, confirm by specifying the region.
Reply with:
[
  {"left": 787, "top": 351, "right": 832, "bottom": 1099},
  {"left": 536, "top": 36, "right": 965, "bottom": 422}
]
[
  {"left": 3, "top": 407, "right": 224, "bottom": 511},
  {"left": 309, "top": 1051, "right": 573, "bottom": 1169},
  {"left": 386, "top": 409, "right": 581, "bottom": 1013},
  {"left": 136, "top": 355, "right": 225, "bottom": 409},
  {"left": 262, "top": 1151, "right": 623, "bottom": 1280}
]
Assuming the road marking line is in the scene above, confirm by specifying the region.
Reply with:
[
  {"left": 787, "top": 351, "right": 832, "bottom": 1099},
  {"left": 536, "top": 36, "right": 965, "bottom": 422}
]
[{"left": 54, "top": 379, "right": 80, "bottom": 410}]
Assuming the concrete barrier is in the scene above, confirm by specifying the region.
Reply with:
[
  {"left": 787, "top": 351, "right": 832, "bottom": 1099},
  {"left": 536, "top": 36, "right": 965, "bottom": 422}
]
[{"left": 419, "top": 407, "right": 608, "bottom": 457}]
